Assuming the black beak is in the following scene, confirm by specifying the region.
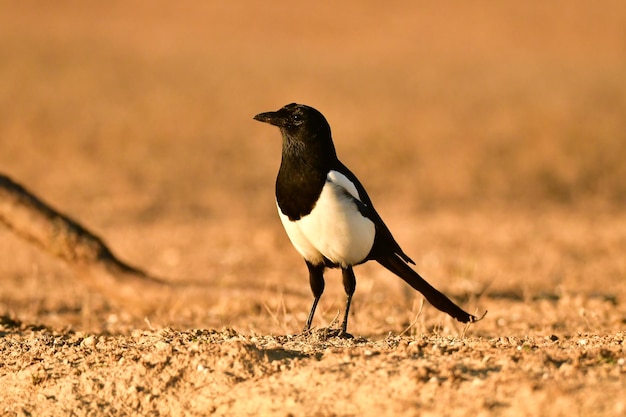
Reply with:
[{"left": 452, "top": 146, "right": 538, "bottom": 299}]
[{"left": 253, "top": 111, "right": 286, "bottom": 127}]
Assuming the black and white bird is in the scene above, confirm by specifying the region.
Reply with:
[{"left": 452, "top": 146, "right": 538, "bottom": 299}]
[{"left": 254, "top": 103, "right": 481, "bottom": 335}]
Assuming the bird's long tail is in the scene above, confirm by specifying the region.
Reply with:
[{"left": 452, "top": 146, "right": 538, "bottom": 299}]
[{"left": 377, "top": 254, "right": 479, "bottom": 323}]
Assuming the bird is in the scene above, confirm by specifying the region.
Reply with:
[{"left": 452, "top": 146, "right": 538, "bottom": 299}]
[{"left": 253, "top": 103, "right": 482, "bottom": 335}]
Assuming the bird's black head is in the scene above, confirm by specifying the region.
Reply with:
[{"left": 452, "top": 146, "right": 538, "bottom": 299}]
[
  {"left": 253, "top": 103, "right": 335, "bottom": 156},
  {"left": 254, "top": 103, "right": 328, "bottom": 133}
]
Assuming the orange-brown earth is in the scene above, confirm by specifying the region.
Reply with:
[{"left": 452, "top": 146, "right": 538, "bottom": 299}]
[{"left": 1, "top": 1, "right": 625, "bottom": 416}]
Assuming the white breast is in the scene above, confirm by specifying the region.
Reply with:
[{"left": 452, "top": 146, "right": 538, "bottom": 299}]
[{"left": 277, "top": 170, "right": 376, "bottom": 268}]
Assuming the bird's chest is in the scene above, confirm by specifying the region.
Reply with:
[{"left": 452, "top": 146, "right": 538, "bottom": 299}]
[
  {"left": 275, "top": 162, "right": 326, "bottom": 221},
  {"left": 277, "top": 179, "right": 375, "bottom": 267}
]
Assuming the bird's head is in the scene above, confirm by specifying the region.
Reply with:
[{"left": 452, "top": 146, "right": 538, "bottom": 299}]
[{"left": 253, "top": 103, "right": 333, "bottom": 150}]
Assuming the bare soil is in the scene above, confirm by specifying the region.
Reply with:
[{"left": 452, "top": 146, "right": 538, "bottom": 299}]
[{"left": 1, "top": 1, "right": 625, "bottom": 416}]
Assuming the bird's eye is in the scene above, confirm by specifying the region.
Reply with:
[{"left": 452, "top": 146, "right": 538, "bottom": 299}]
[{"left": 292, "top": 113, "right": 303, "bottom": 126}]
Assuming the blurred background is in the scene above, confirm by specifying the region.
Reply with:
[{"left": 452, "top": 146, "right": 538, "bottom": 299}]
[{"left": 1, "top": 1, "right": 625, "bottom": 334}]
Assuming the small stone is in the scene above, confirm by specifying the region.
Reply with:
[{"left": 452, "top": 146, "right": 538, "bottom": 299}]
[{"left": 81, "top": 336, "right": 96, "bottom": 348}]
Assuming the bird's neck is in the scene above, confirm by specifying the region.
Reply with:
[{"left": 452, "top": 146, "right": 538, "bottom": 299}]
[
  {"left": 279, "top": 130, "right": 337, "bottom": 174},
  {"left": 275, "top": 133, "right": 336, "bottom": 221}
]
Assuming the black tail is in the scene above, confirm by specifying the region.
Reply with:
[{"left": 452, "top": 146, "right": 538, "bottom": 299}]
[{"left": 377, "top": 254, "right": 478, "bottom": 323}]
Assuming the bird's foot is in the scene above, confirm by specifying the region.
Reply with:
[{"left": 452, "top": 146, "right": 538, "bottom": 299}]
[
  {"left": 321, "top": 327, "right": 353, "bottom": 340},
  {"left": 300, "top": 327, "right": 354, "bottom": 341},
  {"left": 336, "top": 329, "right": 354, "bottom": 339}
]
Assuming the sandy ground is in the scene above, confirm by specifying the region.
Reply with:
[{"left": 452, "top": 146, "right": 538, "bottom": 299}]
[{"left": 1, "top": 1, "right": 625, "bottom": 416}]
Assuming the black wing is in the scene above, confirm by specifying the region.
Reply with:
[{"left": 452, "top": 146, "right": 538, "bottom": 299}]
[{"left": 333, "top": 160, "right": 415, "bottom": 265}]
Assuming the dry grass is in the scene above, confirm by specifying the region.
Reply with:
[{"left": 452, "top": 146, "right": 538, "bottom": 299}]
[{"left": 1, "top": 1, "right": 625, "bottom": 416}]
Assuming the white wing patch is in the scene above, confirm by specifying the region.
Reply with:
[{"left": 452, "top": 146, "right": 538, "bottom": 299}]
[
  {"left": 277, "top": 170, "right": 375, "bottom": 268},
  {"left": 327, "top": 170, "right": 360, "bottom": 200}
]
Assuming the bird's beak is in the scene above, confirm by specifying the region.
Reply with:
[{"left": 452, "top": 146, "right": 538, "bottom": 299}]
[{"left": 253, "top": 111, "right": 286, "bottom": 127}]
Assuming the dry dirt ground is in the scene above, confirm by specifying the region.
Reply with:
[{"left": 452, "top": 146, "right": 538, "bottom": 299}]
[{"left": 1, "top": 1, "right": 626, "bottom": 416}]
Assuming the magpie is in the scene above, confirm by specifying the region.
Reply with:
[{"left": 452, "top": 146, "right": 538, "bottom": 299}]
[{"left": 254, "top": 103, "right": 481, "bottom": 335}]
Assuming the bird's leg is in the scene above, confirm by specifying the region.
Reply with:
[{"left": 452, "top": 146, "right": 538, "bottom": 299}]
[
  {"left": 340, "top": 266, "right": 357, "bottom": 336},
  {"left": 303, "top": 261, "right": 325, "bottom": 332}
]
